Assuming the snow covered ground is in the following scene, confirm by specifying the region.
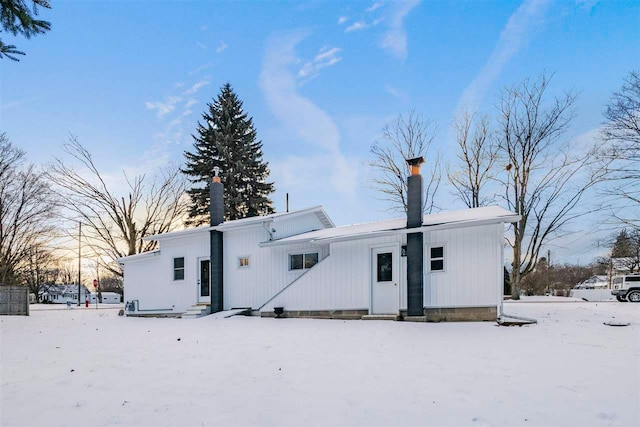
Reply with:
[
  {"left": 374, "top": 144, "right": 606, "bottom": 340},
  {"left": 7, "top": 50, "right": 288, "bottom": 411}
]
[{"left": 1, "top": 300, "right": 638, "bottom": 427}]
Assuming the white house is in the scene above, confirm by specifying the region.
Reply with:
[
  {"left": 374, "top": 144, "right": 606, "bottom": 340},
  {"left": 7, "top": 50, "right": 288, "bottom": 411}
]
[
  {"left": 119, "top": 160, "right": 519, "bottom": 321},
  {"left": 88, "top": 292, "right": 122, "bottom": 304},
  {"left": 41, "top": 285, "right": 91, "bottom": 304}
]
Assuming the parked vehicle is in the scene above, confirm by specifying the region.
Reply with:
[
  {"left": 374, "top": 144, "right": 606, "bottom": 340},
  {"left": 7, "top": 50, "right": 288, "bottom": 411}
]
[{"left": 611, "top": 274, "right": 640, "bottom": 302}]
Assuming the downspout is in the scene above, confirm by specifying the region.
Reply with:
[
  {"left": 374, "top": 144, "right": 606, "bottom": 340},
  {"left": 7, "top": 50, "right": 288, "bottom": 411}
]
[
  {"left": 498, "top": 222, "right": 537, "bottom": 325},
  {"left": 262, "top": 222, "right": 274, "bottom": 241}
]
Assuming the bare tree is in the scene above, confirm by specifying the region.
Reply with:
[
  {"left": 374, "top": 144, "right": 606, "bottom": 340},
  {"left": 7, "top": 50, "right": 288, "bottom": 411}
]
[
  {"left": 497, "top": 74, "right": 605, "bottom": 299},
  {"left": 369, "top": 111, "right": 442, "bottom": 213},
  {"left": 600, "top": 70, "right": 640, "bottom": 230},
  {"left": 47, "top": 136, "right": 189, "bottom": 276},
  {"left": 21, "top": 244, "right": 60, "bottom": 301},
  {"left": 447, "top": 109, "right": 498, "bottom": 208},
  {"left": 0, "top": 133, "right": 57, "bottom": 285}
]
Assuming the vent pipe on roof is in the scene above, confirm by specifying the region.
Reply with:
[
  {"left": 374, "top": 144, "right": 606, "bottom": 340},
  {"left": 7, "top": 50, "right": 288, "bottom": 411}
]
[
  {"left": 209, "top": 166, "right": 224, "bottom": 313},
  {"left": 406, "top": 157, "right": 424, "bottom": 317}
]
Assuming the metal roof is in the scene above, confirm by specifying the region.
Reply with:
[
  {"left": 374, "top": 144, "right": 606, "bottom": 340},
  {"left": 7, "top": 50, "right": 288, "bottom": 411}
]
[
  {"left": 140, "top": 206, "right": 334, "bottom": 242},
  {"left": 260, "top": 206, "right": 519, "bottom": 247}
]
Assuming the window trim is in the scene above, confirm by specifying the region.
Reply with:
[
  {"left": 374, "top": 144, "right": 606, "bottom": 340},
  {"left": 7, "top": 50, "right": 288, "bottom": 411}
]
[
  {"left": 173, "top": 256, "right": 185, "bottom": 281},
  {"left": 289, "top": 252, "right": 320, "bottom": 271},
  {"left": 428, "top": 243, "right": 446, "bottom": 273}
]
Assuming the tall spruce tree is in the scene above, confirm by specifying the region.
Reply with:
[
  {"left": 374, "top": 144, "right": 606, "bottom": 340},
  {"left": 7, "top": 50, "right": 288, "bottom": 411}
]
[{"left": 182, "top": 83, "right": 274, "bottom": 225}]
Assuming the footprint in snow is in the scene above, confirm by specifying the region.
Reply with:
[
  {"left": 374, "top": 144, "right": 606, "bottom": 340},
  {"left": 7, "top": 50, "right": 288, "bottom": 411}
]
[{"left": 471, "top": 417, "right": 494, "bottom": 427}]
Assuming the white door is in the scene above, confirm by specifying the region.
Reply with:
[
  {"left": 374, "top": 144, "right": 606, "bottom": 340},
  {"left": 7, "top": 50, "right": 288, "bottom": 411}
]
[
  {"left": 197, "top": 257, "right": 211, "bottom": 303},
  {"left": 371, "top": 246, "right": 399, "bottom": 314}
]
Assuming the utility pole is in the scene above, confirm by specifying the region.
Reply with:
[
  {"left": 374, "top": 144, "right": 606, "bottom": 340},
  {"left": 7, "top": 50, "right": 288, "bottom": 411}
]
[{"left": 77, "top": 222, "right": 81, "bottom": 306}]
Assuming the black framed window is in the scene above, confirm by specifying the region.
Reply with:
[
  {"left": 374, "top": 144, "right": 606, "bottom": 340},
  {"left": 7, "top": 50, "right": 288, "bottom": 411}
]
[
  {"left": 430, "top": 246, "right": 444, "bottom": 272},
  {"left": 290, "top": 253, "right": 319, "bottom": 270},
  {"left": 173, "top": 257, "right": 185, "bottom": 280}
]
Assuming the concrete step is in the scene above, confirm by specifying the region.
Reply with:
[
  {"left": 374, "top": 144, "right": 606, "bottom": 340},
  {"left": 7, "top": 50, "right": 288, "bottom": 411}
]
[
  {"left": 182, "top": 304, "right": 211, "bottom": 319},
  {"left": 361, "top": 314, "right": 399, "bottom": 321}
]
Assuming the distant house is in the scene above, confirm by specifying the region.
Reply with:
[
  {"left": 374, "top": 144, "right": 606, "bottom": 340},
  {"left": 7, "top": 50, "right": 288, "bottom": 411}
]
[
  {"left": 87, "top": 292, "right": 121, "bottom": 304},
  {"left": 119, "top": 159, "right": 519, "bottom": 321},
  {"left": 41, "top": 285, "right": 91, "bottom": 304},
  {"left": 574, "top": 275, "right": 608, "bottom": 289}
]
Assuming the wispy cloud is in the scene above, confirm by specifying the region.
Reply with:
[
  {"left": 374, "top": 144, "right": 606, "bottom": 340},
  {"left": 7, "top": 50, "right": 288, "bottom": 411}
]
[
  {"left": 384, "top": 85, "right": 409, "bottom": 102},
  {"left": 337, "top": 16, "right": 348, "bottom": 25},
  {"left": 188, "top": 63, "right": 213, "bottom": 76},
  {"left": 366, "top": 2, "right": 383, "bottom": 13},
  {"left": 196, "top": 41, "right": 207, "bottom": 50},
  {"left": 457, "top": 0, "right": 551, "bottom": 110},
  {"left": 298, "top": 47, "right": 343, "bottom": 82},
  {"left": 184, "top": 80, "right": 210, "bottom": 95},
  {"left": 145, "top": 96, "right": 182, "bottom": 118},
  {"left": 378, "top": 0, "right": 420, "bottom": 60},
  {"left": 260, "top": 31, "right": 356, "bottom": 196},
  {"left": 216, "top": 41, "right": 228, "bottom": 53},
  {"left": 575, "top": 0, "right": 599, "bottom": 12},
  {"left": 345, "top": 21, "right": 369, "bottom": 33}
]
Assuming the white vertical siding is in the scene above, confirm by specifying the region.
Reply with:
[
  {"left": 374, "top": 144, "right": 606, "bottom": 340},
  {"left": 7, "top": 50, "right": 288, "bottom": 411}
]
[
  {"left": 224, "top": 225, "right": 331, "bottom": 309},
  {"left": 122, "top": 210, "right": 331, "bottom": 314},
  {"left": 123, "top": 231, "right": 210, "bottom": 313},
  {"left": 263, "top": 235, "right": 402, "bottom": 311},
  {"left": 424, "top": 223, "right": 502, "bottom": 308},
  {"left": 272, "top": 214, "right": 326, "bottom": 239}
]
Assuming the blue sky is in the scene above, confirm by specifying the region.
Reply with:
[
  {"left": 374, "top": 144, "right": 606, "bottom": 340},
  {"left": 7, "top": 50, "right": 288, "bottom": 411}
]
[{"left": 1, "top": 0, "right": 638, "bottom": 265}]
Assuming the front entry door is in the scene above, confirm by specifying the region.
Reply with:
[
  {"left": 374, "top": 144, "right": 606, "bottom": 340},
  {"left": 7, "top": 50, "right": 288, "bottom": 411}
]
[
  {"left": 198, "top": 258, "right": 211, "bottom": 303},
  {"left": 371, "top": 246, "right": 399, "bottom": 314}
]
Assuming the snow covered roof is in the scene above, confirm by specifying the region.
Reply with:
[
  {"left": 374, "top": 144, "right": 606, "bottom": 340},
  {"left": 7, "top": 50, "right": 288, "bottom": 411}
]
[
  {"left": 117, "top": 250, "right": 161, "bottom": 264},
  {"left": 141, "top": 206, "right": 333, "bottom": 242},
  {"left": 260, "top": 206, "right": 519, "bottom": 247}
]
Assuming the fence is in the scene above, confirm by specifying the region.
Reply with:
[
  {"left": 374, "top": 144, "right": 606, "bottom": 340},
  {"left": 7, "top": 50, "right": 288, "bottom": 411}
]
[{"left": 0, "top": 286, "right": 30, "bottom": 316}]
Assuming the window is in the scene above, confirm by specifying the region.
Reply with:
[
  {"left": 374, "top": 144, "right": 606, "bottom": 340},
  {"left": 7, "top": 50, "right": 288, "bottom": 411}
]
[
  {"left": 239, "top": 256, "right": 250, "bottom": 268},
  {"left": 429, "top": 245, "right": 445, "bottom": 272},
  {"left": 290, "top": 252, "right": 319, "bottom": 270},
  {"left": 173, "top": 257, "right": 185, "bottom": 280},
  {"left": 377, "top": 252, "right": 393, "bottom": 282}
]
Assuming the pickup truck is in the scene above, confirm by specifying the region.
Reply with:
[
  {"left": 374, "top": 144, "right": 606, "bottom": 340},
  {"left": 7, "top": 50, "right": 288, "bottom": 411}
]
[{"left": 611, "top": 274, "right": 640, "bottom": 302}]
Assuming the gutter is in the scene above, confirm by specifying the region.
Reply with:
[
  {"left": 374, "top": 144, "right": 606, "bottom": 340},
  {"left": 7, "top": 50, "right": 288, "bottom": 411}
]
[{"left": 259, "top": 216, "right": 522, "bottom": 248}]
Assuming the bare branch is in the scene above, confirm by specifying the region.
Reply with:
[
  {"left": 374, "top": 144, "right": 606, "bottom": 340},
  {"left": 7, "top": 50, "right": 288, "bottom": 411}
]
[
  {"left": 496, "top": 73, "right": 605, "bottom": 298},
  {"left": 46, "top": 136, "right": 189, "bottom": 275},
  {"left": 368, "top": 110, "right": 442, "bottom": 213}
]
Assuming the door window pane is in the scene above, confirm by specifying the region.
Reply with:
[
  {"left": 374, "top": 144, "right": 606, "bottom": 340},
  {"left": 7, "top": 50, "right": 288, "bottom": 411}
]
[
  {"left": 200, "top": 260, "right": 210, "bottom": 297},
  {"left": 377, "top": 253, "right": 393, "bottom": 282}
]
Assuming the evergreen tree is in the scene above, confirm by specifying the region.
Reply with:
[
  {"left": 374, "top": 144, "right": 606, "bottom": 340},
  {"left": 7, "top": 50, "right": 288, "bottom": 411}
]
[
  {"left": 612, "top": 229, "right": 634, "bottom": 258},
  {"left": 1, "top": 0, "right": 51, "bottom": 61},
  {"left": 182, "top": 83, "right": 274, "bottom": 225}
]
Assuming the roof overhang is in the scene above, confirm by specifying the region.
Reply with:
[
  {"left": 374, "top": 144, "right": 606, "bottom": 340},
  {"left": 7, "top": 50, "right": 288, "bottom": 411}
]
[
  {"left": 259, "top": 214, "right": 520, "bottom": 247},
  {"left": 117, "top": 250, "right": 161, "bottom": 264}
]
